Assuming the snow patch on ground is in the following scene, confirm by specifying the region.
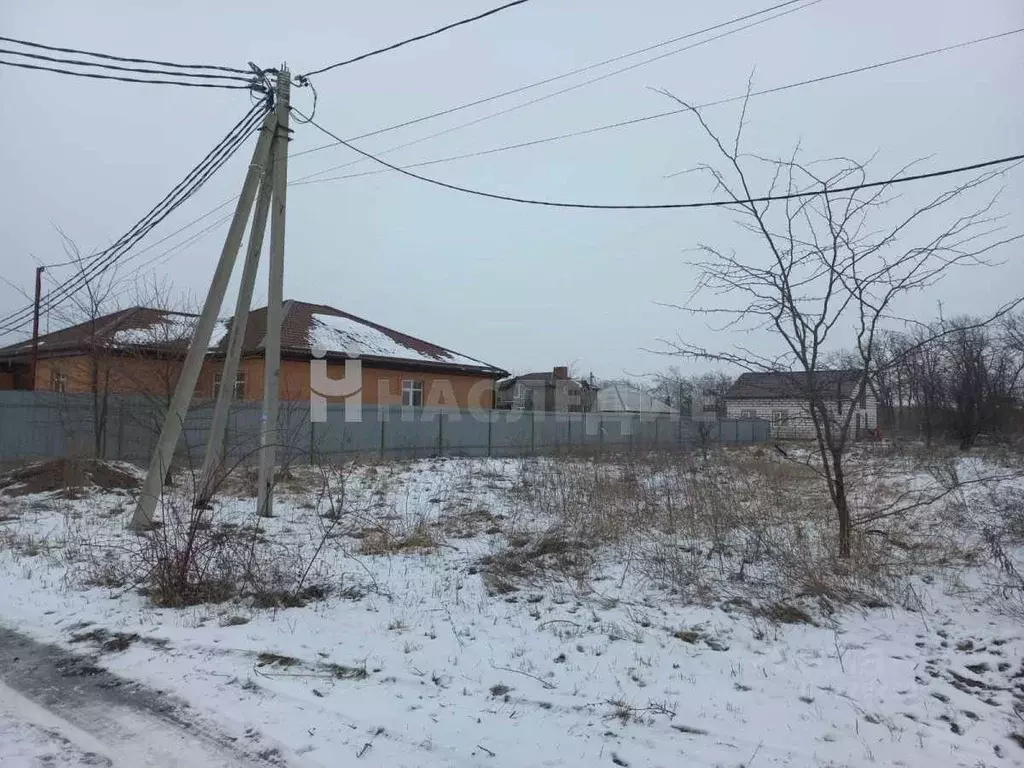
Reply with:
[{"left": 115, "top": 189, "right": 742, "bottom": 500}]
[{"left": 0, "top": 452, "right": 1022, "bottom": 767}]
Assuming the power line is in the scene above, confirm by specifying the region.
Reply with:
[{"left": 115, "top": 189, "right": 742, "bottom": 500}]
[
  {"left": 299, "top": 0, "right": 534, "bottom": 79},
  {"left": 300, "top": 111, "right": 1024, "bottom": 210},
  {"left": 0, "top": 34, "right": 250, "bottom": 74},
  {"left": 17, "top": 22, "right": 1010, "bottom": 311},
  {"left": 0, "top": 112, "right": 257, "bottom": 329},
  {"left": 0, "top": 101, "right": 269, "bottom": 332},
  {"left": 0, "top": 58, "right": 256, "bottom": 89},
  {"left": 293, "top": 0, "right": 815, "bottom": 160},
  {"left": 133, "top": 213, "right": 234, "bottom": 274},
  {"left": 92, "top": 22, "right": 1022, "bottom": 292},
  {"left": 0, "top": 47, "right": 254, "bottom": 83},
  {"left": 295, "top": 0, "right": 821, "bottom": 185},
  {"left": 293, "top": 26, "right": 1024, "bottom": 187},
  {"left": 46, "top": 106, "right": 265, "bottom": 301}
]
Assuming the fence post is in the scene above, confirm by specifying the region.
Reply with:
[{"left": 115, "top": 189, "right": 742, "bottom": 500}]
[
  {"left": 530, "top": 411, "right": 536, "bottom": 453},
  {"left": 309, "top": 417, "right": 316, "bottom": 463},
  {"left": 437, "top": 411, "right": 444, "bottom": 457},
  {"left": 116, "top": 396, "right": 125, "bottom": 461},
  {"left": 380, "top": 417, "right": 386, "bottom": 458},
  {"left": 599, "top": 415, "right": 604, "bottom": 452},
  {"left": 487, "top": 412, "right": 492, "bottom": 457}
]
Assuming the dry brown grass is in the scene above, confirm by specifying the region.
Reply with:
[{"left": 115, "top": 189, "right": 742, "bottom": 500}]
[
  {"left": 358, "top": 519, "right": 436, "bottom": 555},
  {"left": 0, "top": 459, "right": 138, "bottom": 498},
  {"left": 480, "top": 446, "right": 984, "bottom": 619}
]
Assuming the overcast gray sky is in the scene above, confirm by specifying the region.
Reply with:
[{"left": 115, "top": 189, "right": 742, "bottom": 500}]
[{"left": 2, "top": 0, "right": 1022, "bottom": 380}]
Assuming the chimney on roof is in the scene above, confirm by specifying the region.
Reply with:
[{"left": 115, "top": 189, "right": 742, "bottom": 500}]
[{"left": 553, "top": 365, "right": 568, "bottom": 380}]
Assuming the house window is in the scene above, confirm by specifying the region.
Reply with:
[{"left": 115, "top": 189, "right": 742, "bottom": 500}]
[
  {"left": 213, "top": 371, "right": 246, "bottom": 400},
  {"left": 740, "top": 409, "right": 756, "bottom": 419},
  {"left": 402, "top": 379, "right": 424, "bottom": 407},
  {"left": 772, "top": 410, "right": 788, "bottom": 426},
  {"left": 50, "top": 369, "right": 67, "bottom": 393},
  {"left": 513, "top": 382, "right": 527, "bottom": 409}
]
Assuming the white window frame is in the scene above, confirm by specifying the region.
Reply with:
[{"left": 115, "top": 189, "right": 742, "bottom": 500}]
[
  {"left": 50, "top": 369, "right": 67, "bottom": 394},
  {"left": 739, "top": 409, "right": 757, "bottom": 419},
  {"left": 402, "top": 379, "right": 424, "bottom": 407},
  {"left": 213, "top": 371, "right": 246, "bottom": 400},
  {"left": 772, "top": 410, "right": 788, "bottom": 426}
]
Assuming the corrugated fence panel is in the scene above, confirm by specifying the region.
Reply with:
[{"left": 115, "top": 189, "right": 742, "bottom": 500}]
[
  {"left": 439, "top": 410, "right": 490, "bottom": 457},
  {"left": 0, "top": 392, "right": 771, "bottom": 464},
  {"left": 490, "top": 412, "right": 533, "bottom": 456}
]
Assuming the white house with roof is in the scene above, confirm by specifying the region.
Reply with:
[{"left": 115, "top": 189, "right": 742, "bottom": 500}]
[
  {"left": 593, "top": 383, "right": 673, "bottom": 415},
  {"left": 724, "top": 370, "right": 878, "bottom": 439}
]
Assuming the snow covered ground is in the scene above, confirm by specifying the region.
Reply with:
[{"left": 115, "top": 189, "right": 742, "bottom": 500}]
[
  {"left": 0, "top": 690, "right": 111, "bottom": 768},
  {"left": 0, "top": 449, "right": 1022, "bottom": 767}
]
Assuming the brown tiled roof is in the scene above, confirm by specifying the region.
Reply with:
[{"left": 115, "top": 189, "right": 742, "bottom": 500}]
[
  {"left": 217, "top": 300, "right": 506, "bottom": 375},
  {"left": 725, "top": 370, "right": 863, "bottom": 400},
  {"left": 0, "top": 300, "right": 508, "bottom": 377},
  {"left": 0, "top": 307, "right": 198, "bottom": 359}
]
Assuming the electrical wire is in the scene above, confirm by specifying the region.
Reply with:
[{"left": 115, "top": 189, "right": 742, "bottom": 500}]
[
  {"left": 40, "top": 106, "right": 265, "bottom": 304},
  {"left": 291, "top": 78, "right": 319, "bottom": 124},
  {"left": 0, "top": 58, "right": 257, "bottom": 89},
  {"left": 75, "top": 22, "right": 1020, "bottom": 295},
  {"left": 130, "top": 212, "right": 234, "bottom": 275},
  {"left": 0, "top": 101, "right": 270, "bottom": 332},
  {"left": 292, "top": 0, "right": 819, "bottom": 185},
  {"left": 0, "top": 47, "right": 254, "bottom": 83},
  {"left": 0, "top": 122, "right": 254, "bottom": 330},
  {"left": 0, "top": 34, "right": 251, "bottom": 74},
  {"left": 59, "top": 23, "right": 1019, "bottom": 298},
  {"left": 293, "top": 26, "right": 1024, "bottom": 187},
  {"left": 293, "top": 0, "right": 815, "bottom": 159},
  {"left": 299, "top": 111, "right": 1024, "bottom": 210},
  {"left": 300, "top": 0, "right": 533, "bottom": 78}
]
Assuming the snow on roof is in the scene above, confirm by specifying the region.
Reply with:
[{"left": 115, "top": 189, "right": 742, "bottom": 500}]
[
  {"left": 110, "top": 315, "right": 229, "bottom": 350},
  {"left": 594, "top": 384, "right": 673, "bottom": 414},
  {"left": 308, "top": 313, "right": 484, "bottom": 366}
]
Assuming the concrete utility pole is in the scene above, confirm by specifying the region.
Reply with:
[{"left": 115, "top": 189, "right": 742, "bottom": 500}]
[
  {"left": 130, "top": 111, "right": 279, "bottom": 530},
  {"left": 256, "top": 67, "right": 291, "bottom": 518},
  {"left": 195, "top": 141, "right": 277, "bottom": 508},
  {"left": 31, "top": 266, "right": 44, "bottom": 390}
]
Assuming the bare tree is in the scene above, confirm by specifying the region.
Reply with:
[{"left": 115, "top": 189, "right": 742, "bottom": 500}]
[
  {"left": 120, "top": 275, "right": 200, "bottom": 419},
  {"left": 54, "top": 232, "right": 121, "bottom": 459},
  {"left": 657, "top": 90, "right": 1021, "bottom": 557},
  {"left": 645, "top": 367, "right": 733, "bottom": 416},
  {"left": 940, "top": 314, "right": 1024, "bottom": 448}
]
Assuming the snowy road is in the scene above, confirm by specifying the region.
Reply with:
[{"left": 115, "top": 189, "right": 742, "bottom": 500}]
[{"left": 0, "top": 626, "right": 294, "bottom": 767}]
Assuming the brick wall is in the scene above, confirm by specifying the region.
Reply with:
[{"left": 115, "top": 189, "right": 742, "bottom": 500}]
[
  {"left": 271, "top": 359, "right": 495, "bottom": 408},
  {"left": 30, "top": 354, "right": 497, "bottom": 410}
]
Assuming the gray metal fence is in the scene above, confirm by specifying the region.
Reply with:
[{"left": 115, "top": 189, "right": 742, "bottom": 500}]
[{"left": 0, "top": 391, "right": 770, "bottom": 464}]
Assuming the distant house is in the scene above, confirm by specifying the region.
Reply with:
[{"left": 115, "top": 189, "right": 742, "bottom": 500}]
[
  {"left": 724, "top": 370, "right": 877, "bottom": 439},
  {"left": 0, "top": 300, "right": 508, "bottom": 409},
  {"left": 594, "top": 383, "right": 673, "bottom": 415},
  {"left": 495, "top": 367, "right": 596, "bottom": 412}
]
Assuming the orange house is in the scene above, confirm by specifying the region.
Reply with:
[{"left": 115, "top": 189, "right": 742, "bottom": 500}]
[{"left": 0, "top": 301, "right": 508, "bottom": 409}]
